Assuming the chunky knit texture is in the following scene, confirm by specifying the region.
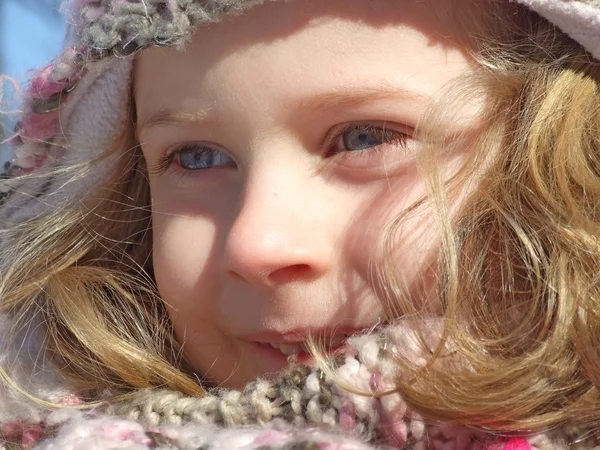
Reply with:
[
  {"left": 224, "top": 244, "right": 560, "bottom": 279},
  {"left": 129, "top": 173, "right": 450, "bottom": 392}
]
[
  {"left": 78, "top": 0, "right": 268, "bottom": 55},
  {"left": 94, "top": 328, "right": 600, "bottom": 450},
  {"left": 1, "top": 1, "right": 600, "bottom": 449},
  {"left": 1, "top": 321, "right": 598, "bottom": 449}
]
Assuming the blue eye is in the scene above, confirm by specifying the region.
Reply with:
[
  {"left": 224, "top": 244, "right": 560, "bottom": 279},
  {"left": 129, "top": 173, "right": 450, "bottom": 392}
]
[
  {"left": 176, "top": 145, "right": 236, "bottom": 170},
  {"left": 343, "top": 128, "right": 384, "bottom": 150},
  {"left": 329, "top": 124, "right": 408, "bottom": 155}
]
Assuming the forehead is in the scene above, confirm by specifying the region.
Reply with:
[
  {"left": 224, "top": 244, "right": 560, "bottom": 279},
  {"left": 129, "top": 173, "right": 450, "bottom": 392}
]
[{"left": 134, "top": 0, "right": 478, "bottom": 125}]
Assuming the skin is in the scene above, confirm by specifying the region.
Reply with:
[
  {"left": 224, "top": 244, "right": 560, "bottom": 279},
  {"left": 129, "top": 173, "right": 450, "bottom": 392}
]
[{"left": 135, "top": 0, "right": 480, "bottom": 388}]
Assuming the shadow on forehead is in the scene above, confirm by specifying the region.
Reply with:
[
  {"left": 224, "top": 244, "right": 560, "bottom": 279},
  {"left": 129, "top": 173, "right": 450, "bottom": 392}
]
[{"left": 181, "top": 0, "right": 520, "bottom": 55}]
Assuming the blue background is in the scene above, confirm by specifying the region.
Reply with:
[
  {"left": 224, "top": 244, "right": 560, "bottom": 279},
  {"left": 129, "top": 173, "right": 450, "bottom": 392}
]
[{"left": 1, "top": 0, "right": 66, "bottom": 162}]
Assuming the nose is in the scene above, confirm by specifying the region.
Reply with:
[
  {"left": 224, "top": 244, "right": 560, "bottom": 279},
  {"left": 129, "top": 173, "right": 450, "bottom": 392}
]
[{"left": 222, "top": 172, "right": 332, "bottom": 287}]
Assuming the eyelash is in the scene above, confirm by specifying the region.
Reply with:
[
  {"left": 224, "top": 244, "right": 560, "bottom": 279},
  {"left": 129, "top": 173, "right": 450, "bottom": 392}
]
[
  {"left": 325, "top": 122, "right": 409, "bottom": 157},
  {"left": 151, "top": 147, "right": 189, "bottom": 177},
  {"left": 151, "top": 122, "right": 410, "bottom": 177}
]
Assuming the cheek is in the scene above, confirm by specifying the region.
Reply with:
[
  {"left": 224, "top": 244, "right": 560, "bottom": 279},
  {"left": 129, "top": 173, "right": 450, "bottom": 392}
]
[
  {"left": 149, "top": 176, "right": 239, "bottom": 312},
  {"left": 345, "top": 170, "right": 442, "bottom": 303},
  {"left": 152, "top": 208, "right": 220, "bottom": 314},
  {"left": 346, "top": 152, "right": 472, "bottom": 313}
]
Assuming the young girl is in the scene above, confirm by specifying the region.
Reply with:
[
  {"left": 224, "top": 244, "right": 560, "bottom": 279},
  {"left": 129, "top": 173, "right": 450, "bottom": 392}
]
[{"left": 1, "top": 0, "right": 599, "bottom": 448}]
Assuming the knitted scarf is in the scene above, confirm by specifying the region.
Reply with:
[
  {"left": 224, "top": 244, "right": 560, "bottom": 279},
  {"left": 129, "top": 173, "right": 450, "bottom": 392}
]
[{"left": 0, "top": 320, "right": 596, "bottom": 450}]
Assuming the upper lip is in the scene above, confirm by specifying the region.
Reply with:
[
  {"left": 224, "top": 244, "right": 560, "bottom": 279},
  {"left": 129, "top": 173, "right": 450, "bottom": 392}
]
[{"left": 241, "top": 326, "right": 376, "bottom": 344}]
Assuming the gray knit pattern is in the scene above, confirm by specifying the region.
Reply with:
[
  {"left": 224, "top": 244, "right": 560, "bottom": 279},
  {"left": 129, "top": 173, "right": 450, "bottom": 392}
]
[
  {"left": 78, "top": 0, "right": 268, "bottom": 58},
  {"left": 74, "top": 0, "right": 600, "bottom": 61},
  {"left": 102, "top": 333, "right": 598, "bottom": 450},
  {"left": 108, "top": 364, "right": 383, "bottom": 438},
  {"left": 103, "top": 350, "right": 452, "bottom": 450},
  {"left": 2, "top": 326, "right": 598, "bottom": 449}
]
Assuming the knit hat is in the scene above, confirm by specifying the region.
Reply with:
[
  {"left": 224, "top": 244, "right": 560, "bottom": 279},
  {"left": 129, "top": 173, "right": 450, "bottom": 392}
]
[{"left": 0, "top": 0, "right": 599, "bottom": 226}]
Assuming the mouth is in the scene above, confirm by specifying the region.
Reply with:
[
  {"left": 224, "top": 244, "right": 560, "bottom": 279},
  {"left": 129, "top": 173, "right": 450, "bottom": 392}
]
[
  {"left": 255, "top": 334, "right": 348, "bottom": 357},
  {"left": 241, "top": 325, "right": 383, "bottom": 372}
]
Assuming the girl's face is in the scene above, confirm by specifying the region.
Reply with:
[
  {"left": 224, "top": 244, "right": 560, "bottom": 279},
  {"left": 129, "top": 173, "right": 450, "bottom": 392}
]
[{"left": 135, "top": 0, "right": 479, "bottom": 387}]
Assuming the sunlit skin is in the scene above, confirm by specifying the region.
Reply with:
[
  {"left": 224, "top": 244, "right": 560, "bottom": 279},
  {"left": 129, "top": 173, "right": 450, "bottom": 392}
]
[{"left": 134, "top": 0, "right": 480, "bottom": 388}]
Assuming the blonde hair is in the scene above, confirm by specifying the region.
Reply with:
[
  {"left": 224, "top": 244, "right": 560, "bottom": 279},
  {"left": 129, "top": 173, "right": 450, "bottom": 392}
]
[
  {"left": 0, "top": 124, "right": 204, "bottom": 398},
  {"left": 382, "top": 3, "right": 600, "bottom": 431},
  {"left": 1, "top": 0, "right": 599, "bottom": 432}
]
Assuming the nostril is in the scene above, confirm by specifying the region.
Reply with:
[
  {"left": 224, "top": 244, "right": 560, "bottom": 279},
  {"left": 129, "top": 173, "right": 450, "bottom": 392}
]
[
  {"left": 269, "top": 264, "right": 312, "bottom": 283},
  {"left": 225, "top": 263, "right": 315, "bottom": 285}
]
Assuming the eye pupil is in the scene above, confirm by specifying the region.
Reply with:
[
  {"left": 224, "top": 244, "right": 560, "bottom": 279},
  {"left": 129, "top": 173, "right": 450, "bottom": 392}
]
[
  {"left": 343, "top": 128, "right": 383, "bottom": 151},
  {"left": 180, "top": 148, "right": 211, "bottom": 170},
  {"left": 177, "top": 146, "right": 235, "bottom": 170}
]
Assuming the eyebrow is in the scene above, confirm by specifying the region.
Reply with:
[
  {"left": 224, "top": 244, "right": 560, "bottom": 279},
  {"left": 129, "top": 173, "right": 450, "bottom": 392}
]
[
  {"left": 137, "top": 85, "right": 429, "bottom": 134},
  {"left": 297, "top": 85, "right": 430, "bottom": 113},
  {"left": 137, "top": 108, "right": 214, "bottom": 136}
]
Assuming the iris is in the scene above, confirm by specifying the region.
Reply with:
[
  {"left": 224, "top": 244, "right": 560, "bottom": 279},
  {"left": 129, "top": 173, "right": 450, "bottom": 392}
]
[
  {"left": 343, "top": 128, "right": 384, "bottom": 151},
  {"left": 178, "top": 146, "right": 235, "bottom": 170}
]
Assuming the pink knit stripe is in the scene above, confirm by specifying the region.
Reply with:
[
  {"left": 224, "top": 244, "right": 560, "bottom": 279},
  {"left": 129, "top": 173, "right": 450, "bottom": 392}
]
[{"left": 502, "top": 437, "right": 532, "bottom": 450}]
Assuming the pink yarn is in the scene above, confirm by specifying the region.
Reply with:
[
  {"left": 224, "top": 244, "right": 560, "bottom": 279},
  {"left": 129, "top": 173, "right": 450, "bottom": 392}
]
[
  {"left": 1, "top": 421, "right": 24, "bottom": 437},
  {"left": 487, "top": 437, "right": 531, "bottom": 450},
  {"left": 339, "top": 401, "right": 357, "bottom": 431},
  {"left": 0, "top": 422, "right": 43, "bottom": 450},
  {"left": 384, "top": 419, "right": 408, "bottom": 447},
  {"left": 21, "top": 425, "right": 42, "bottom": 450},
  {"left": 83, "top": 6, "right": 107, "bottom": 24},
  {"left": 97, "top": 421, "right": 153, "bottom": 445},
  {"left": 30, "top": 66, "right": 69, "bottom": 98},
  {"left": 253, "top": 429, "right": 289, "bottom": 445},
  {"left": 58, "top": 394, "right": 85, "bottom": 407},
  {"left": 504, "top": 437, "right": 531, "bottom": 450},
  {"left": 22, "top": 111, "right": 60, "bottom": 143}
]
